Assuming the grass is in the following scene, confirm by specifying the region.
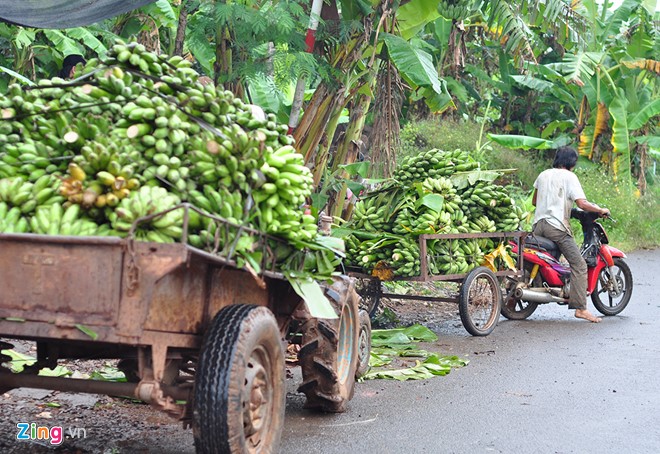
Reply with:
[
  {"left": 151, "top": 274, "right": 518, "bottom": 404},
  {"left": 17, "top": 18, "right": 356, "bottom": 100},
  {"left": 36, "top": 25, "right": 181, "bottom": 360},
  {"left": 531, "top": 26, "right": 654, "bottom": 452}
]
[
  {"left": 573, "top": 167, "right": 660, "bottom": 252},
  {"left": 399, "top": 116, "right": 660, "bottom": 252}
]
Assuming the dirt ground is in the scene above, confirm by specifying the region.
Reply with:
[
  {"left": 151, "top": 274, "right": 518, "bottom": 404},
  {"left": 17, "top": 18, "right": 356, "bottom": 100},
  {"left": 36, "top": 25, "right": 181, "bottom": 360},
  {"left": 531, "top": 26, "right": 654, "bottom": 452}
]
[{"left": 0, "top": 293, "right": 459, "bottom": 453}]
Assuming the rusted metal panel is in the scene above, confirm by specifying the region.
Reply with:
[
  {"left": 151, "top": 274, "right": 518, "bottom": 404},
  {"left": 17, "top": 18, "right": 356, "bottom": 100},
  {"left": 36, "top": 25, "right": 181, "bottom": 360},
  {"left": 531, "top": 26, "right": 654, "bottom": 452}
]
[
  {"left": 0, "top": 237, "right": 122, "bottom": 325},
  {"left": 206, "top": 268, "right": 269, "bottom": 323},
  {"left": 143, "top": 259, "right": 207, "bottom": 334}
]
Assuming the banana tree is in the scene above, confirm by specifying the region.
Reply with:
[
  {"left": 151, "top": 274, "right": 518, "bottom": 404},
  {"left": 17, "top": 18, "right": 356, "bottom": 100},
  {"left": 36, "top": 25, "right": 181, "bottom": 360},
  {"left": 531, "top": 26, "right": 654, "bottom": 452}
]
[
  {"left": 533, "top": 0, "right": 658, "bottom": 192},
  {"left": 0, "top": 23, "right": 113, "bottom": 90}
]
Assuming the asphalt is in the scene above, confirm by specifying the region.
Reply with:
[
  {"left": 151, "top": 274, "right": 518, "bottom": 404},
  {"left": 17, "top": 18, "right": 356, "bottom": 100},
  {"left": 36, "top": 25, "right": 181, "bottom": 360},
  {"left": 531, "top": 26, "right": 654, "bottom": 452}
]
[
  {"left": 280, "top": 248, "right": 660, "bottom": 454},
  {"left": 1, "top": 250, "right": 657, "bottom": 453}
]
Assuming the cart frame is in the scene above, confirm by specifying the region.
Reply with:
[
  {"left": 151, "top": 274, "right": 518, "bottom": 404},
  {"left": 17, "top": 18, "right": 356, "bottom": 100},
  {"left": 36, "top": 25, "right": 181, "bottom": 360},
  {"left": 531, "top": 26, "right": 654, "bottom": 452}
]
[{"left": 351, "top": 231, "right": 528, "bottom": 336}]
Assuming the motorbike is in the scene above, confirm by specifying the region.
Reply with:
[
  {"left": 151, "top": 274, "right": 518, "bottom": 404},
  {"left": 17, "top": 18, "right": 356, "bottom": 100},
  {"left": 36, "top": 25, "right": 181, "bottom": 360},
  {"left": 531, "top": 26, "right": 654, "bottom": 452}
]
[{"left": 502, "top": 208, "right": 633, "bottom": 320}]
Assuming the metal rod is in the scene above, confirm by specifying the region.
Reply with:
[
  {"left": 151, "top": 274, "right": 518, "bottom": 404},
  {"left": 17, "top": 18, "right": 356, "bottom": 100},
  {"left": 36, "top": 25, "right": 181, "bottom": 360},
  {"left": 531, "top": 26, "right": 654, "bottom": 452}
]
[
  {"left": 420, "top": 231, "right": 526, "bottom": 240},
  {"left": 381, "top": 293, "right": 458, "bottom": 303},
  {"left": 0, "top": 372, "right": 189, "bottom": 401}
]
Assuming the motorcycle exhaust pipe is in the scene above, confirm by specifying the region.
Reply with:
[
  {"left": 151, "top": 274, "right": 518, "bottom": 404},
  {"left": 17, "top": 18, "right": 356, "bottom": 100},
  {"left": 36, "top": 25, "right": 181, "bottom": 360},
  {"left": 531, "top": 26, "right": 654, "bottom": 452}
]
[{"left": 514, "top": 288, "right": 569, "bottom": 304}]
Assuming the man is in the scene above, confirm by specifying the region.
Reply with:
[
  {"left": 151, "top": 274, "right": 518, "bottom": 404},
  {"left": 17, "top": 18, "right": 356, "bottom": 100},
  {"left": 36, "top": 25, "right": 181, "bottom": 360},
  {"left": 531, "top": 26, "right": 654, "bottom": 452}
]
[
  {"left": 532, "top": 146, "right": 610, "bottom": 323},
  {"left": 58, "top": 54, "right": 86, "bottom": 79}
]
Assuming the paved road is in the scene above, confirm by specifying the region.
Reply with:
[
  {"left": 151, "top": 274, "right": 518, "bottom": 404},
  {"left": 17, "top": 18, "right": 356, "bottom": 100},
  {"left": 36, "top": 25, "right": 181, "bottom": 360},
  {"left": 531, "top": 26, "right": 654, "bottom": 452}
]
[{"left": 281, "top": 248, "right": 660, "bottom": 454}]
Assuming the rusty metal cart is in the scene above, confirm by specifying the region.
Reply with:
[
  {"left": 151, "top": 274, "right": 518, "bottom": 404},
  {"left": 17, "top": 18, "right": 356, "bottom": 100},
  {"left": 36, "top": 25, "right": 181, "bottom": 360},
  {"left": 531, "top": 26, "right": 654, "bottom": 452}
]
[
  {"left": 351, "top": 231, "right": 527, "bottom": 336},
  {"left": 0, "top": 205, "right": 361, "bottom": 454}
]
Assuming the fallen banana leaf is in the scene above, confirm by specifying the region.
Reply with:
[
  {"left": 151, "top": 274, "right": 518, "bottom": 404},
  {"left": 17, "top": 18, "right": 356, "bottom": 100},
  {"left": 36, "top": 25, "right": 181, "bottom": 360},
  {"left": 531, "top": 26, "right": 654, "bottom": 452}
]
[
  {"left": 1, "top": 349, "right": 36, "bottom": 373},
  {"left": 39, "top": 365, "right": 72, "bottom": 377},
  {"left": 90, "top": 365, "right": 127, "bottom": 382},
  {"left": 372, "top": 323, "right": 439, "bottom": 345},
  {"left": 361, "top": 325, "right": 468, "bottom": 381},
  {"left": 75, "top": 324, "right": 98, "bottom": 340}
]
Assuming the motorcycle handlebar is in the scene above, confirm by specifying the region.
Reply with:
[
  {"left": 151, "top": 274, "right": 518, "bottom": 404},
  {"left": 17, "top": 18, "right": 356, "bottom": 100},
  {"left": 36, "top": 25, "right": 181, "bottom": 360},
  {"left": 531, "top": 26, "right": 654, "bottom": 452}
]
[{"left": 571, "top": 208, "right": 614, "bottom": 223}]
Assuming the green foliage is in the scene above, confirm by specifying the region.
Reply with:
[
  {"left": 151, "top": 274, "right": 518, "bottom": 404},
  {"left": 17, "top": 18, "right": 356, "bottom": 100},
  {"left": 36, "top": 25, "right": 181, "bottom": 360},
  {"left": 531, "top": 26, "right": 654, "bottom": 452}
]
[{"left": 573, "top": 167, "right": 660, "bottom": 251}]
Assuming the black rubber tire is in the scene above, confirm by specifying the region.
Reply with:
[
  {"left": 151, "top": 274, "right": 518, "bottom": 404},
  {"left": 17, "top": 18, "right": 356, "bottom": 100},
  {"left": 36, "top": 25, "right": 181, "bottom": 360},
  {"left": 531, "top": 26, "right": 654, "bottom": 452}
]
[
  {"left": 501, "top": 296, "right": 539, "bottom": 320},
  {"left": 297, "top": 277, "right": 359, "bottom": 412},
  {"left": 591, "top": 257, "right": 633, "bottom": 316},
  {"left": 193, "top": 305, "right": 285, "bottom": 454},
  {"left": 500, "top": 265, "right": 539, "bottom": 320},
  {"left": 355, "top": 310, "right": 372, "bottom": 379},
  {"left": 355, "top": 277, "right": 381, "bottom": 318},
  {"left": 458, "top": 267, "right": 502, "bottom": 336}
]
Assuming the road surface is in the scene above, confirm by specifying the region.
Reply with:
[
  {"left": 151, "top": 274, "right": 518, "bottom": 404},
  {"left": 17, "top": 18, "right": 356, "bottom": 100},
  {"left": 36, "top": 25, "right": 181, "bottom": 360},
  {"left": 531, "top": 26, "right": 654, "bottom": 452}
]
[
  {"left": 280, "top": 248, "right": 659, "bottom": 454},
  {"left": 1, "top": 249, "right": 657, "bottom": 453}
]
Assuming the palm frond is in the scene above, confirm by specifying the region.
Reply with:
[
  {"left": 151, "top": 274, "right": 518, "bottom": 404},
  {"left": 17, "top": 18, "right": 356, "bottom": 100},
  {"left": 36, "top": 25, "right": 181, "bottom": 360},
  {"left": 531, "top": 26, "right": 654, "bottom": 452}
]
[
  {"left": 485, "top": 0, "right": 537, "bottom": 63},
  {"left": 554, "top": 51, "right": 603, "bottom": 85}
]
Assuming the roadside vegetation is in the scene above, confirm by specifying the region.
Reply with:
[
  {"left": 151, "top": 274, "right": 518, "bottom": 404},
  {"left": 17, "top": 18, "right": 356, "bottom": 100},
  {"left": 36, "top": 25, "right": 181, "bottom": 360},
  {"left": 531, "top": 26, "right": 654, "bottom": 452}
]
[
  {"left": 400, "top": 117, "right": 660, "bottom": 252},
  {"left": 0, "top": 0, "right": 657, "bottom": 250}
]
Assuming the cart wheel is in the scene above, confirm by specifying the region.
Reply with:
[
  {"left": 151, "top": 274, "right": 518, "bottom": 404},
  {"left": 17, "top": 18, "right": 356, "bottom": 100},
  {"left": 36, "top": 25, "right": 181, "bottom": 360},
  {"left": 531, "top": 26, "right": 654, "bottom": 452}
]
[
  {"left": 355, "top": 310, "right": 372, "bottom": 379},
  {"left": 298, "top": 276, "right": 359, "bottom": 412},
  {"left": 193, "top": 305, "right": 284, "bottom": 454},
  {"left": 355, "top": 277, "right": 381, "bottom": 318},
  {"left": 458, "top": 267, "right": 502, "bottom": 336}
]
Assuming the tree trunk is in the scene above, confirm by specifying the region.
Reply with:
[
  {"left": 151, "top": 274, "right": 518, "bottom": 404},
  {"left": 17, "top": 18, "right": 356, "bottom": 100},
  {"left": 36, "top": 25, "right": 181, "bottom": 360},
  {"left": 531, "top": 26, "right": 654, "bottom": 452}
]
[
  {"left": 328, "top": 93, "right": 372, "bottom": 218},
  {"left": 174, "top": 0, "right": 188, "bottom": 56},
  {"left": 295, "top": 83, "right": 344, "bottom": 165}
]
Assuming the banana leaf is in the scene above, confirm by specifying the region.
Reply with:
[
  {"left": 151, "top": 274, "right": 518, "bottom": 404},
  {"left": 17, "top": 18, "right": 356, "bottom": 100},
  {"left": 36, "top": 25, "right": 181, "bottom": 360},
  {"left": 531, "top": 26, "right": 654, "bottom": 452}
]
[
  {"left": 396, "top": 0, "right": 440, "bottom": 40},
  {"left": 0, "top": 66, "right": 35, "bottom": 86},
  {"left": 510, "top": 74, "right": 554, "bottom": 92},
  {"left": 487, "top": 134, "right": 555, "bottom": 150},
  {"left": 578, "top": 102, "right": 609, "bottom": 159},
  {"left": 542, "top": 120, "right": 574, "bottom": 139},
  {"left": 372, "top": 324, "right": 438, "bottom": 343},
  {"left": 622, "top": 58, "right": 660, "bottom": 75},
  {"left": 65, "top": 27, "right": 108, "bottom": 56},
  {"left": 287, "top": 277, "right": 337, "bottom": 319},
  {"left": 609, "top": 94, "right": 633, "bottom": 188},
  {"left": 381, "top": 33, "right": 443, "bottom": 95},
  {"left": 628, "top": 98, "right": 660, "bottom": 130},
  {"left": 43, "top": 30, "right": 84, "bottom": 57},
  {"left": 634, "top": 135, "right": 660, "bottom": 148}
]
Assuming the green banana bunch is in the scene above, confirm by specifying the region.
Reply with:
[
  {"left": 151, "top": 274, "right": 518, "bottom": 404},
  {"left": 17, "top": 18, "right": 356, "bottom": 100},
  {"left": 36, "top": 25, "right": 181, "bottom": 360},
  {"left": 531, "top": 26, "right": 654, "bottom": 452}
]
[
  {"left": 437, "top": 0, "right": 473, "bottom": 21},
  {"left": 394, "top": 149, "right": 478, "bottom": 185},
  {"left": 352, "top": 197, "right": 389, "bottom": 232},
  {"left": 0, "top": 202, "right": 29, "bottom": 233},
  {"left": 0, "top": 176, "right": 63, "bottom": 215},
  {"left": 29, "top": 203, "right": 98, "bottom": 236},
  {"left": 109, "top": 186, "right": 183, "bottom": 242},
  {"left": 390, "top": 239, "right": 421, "bottom": 277}
]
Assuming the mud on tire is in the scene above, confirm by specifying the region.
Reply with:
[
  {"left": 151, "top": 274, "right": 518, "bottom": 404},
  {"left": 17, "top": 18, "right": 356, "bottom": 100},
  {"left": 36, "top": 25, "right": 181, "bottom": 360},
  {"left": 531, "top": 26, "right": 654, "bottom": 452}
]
[
  {"left": 193, "top": 304, "right": 285, "bottom": 454},
  {"left": 297, "top": 276, "right": 359, "bottom": 413}
]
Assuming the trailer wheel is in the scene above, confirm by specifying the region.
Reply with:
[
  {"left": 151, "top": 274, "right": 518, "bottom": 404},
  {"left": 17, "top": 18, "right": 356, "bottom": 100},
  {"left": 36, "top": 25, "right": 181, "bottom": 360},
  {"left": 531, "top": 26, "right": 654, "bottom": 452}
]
[
  {"left": 298, "top": 277, "right": 359, "bottom": 412},
  {"left": 355, "top": 277, "right": 381, "bottom": 318},
  {"left": 458, "top": 267, "right": 501, "bottom": 336},
  {"left": 355, "top": 310, "right": 372, "bottom": 379},
  {"left": 193, "top": 305, "right": 285, "bottom": 454}
]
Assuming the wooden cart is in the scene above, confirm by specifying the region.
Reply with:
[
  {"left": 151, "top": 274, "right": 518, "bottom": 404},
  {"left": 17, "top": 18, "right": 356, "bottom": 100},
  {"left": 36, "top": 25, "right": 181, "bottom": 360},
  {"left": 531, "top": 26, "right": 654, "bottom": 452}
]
[{"left": 351, "top": 231, "right": 527, "bottom": 336}]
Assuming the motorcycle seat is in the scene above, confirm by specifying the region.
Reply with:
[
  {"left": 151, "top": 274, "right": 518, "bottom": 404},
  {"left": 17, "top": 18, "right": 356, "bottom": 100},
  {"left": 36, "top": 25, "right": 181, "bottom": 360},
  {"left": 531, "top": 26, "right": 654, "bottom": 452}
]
[{"left": 524, "top": 235, "right": 560, "bottom": 259}]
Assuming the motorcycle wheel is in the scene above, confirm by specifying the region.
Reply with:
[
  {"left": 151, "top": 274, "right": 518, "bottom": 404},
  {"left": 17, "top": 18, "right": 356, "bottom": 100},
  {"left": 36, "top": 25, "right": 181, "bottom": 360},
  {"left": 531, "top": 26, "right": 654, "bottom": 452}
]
[
  {"left": 591, "top": 257, "right": 633, "bottom": 316},
  {"left": 500, "top": 265, "right": 539, "bottom": 320}
]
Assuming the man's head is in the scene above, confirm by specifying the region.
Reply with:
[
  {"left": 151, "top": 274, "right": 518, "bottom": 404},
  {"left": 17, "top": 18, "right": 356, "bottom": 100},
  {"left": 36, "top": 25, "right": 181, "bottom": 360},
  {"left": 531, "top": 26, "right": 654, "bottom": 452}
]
[
  {"left": 59, "top": 54, "right": 86, "bottom": 79},
  {"left": 552, "top": 146, "right": 578, "bottom": 170}
]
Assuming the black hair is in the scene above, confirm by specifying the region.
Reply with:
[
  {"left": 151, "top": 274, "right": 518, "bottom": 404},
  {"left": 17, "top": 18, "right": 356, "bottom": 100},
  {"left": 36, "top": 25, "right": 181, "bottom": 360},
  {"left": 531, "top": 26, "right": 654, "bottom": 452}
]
[
  {"left": 58, "top": 54, "right": 86, "bottom": 79},
  {"left": 552, "top": 146, "right": 578, "bottom": 170}
]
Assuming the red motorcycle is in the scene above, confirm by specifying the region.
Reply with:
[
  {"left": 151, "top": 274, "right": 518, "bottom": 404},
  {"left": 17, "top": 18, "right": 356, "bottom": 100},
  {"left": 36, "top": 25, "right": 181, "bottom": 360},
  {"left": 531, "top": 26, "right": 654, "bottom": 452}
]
[{"left": 502, "top": 209, "right": 633, "bottom": 319}]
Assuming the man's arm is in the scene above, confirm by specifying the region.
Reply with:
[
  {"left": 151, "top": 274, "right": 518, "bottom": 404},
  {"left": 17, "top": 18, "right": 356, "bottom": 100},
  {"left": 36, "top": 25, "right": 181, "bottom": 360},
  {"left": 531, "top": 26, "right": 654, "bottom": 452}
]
[
  {"left": 532, "top": 189, "right": 537, "bottom": 207},
  {"left": 575, "top": 198, "right": 610, "bottom": 217}
]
